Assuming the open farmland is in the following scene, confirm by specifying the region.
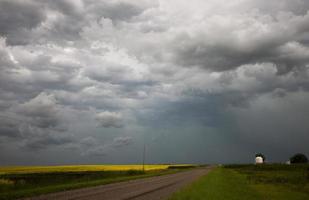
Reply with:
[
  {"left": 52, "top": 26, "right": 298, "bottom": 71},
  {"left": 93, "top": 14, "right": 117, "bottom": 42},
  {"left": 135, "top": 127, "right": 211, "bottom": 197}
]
[
  {"left": 0, "top": 165, "right": 179, "bottom": 174},
  {"left": 0, "top": 164, "right": 195, "bottom": 200},
  {"left": 169, "top": 164, "right": 309, "bottom": 200}
]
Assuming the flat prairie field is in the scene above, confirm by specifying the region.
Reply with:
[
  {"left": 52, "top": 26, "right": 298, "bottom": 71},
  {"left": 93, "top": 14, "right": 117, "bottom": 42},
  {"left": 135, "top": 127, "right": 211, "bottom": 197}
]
[
  {"left": 0, "top": 164, "right": 177, "bottom": 174},
  {"left": 0, "top": 164, "right": 194, "bottom": 200}
]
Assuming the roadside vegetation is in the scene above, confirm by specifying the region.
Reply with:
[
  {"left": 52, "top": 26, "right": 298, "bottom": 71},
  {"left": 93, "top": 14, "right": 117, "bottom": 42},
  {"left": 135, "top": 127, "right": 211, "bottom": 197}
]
[
  {"left": 169, "top": 167, "right": 261, "bottom": 200},
  {"left": 170, "top": 164, "right": 309, "bottom": 200},
  {"left": 0, "top": 164, "right": 194, "bottom": 200}
]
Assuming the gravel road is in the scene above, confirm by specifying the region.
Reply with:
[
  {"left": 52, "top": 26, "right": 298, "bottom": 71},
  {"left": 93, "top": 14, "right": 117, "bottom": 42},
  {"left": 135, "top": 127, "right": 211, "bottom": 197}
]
[{"left": 23, "top": 167, "right": 213, "bottom": 200}]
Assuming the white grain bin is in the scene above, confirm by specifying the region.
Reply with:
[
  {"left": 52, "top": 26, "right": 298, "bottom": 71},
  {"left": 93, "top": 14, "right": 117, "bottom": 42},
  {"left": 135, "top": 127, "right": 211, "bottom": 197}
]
[{"left": 255, "top": 156, "right": 264, "bottom": 164}]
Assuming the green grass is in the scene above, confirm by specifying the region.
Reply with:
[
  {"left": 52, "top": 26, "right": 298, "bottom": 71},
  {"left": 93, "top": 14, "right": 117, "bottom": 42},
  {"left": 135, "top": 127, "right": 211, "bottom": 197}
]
[
  {"left": 228, "top": 164, "right": 309, "bottom": 199},
  {"left": 0, "top": 164, "right": 194, "bottom": 200},
  {"left": 169, "top": 167, "right": 261, "bottom": 200},
  {"left": 170, "top": 164, "right": 309, "bottom": 200}
]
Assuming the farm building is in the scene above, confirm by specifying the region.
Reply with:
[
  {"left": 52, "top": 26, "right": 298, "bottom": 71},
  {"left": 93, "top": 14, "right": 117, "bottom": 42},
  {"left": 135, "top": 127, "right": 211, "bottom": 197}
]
[{"left": 255, "top": 156, "right": 264, "bottom": 164}]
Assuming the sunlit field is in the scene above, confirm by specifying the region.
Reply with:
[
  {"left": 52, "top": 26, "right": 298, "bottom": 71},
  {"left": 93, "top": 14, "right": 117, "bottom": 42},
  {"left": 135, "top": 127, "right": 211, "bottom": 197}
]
[
  {"left": 0, "top": 164, "right": 186, "bottom": 174},
  {"left": 0, "top": 164, "right": 195, "bottom": 200}
]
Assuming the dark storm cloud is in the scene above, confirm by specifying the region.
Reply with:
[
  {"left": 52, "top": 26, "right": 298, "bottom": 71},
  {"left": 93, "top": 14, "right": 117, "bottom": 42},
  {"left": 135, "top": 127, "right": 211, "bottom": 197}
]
[
  {"left": 78, "top": 137, "right": 107, "bottom": 157},
  {"left": 15, "top": 93, "right": 65, "bottom": 130},
  {"left": 136, "top": 96, "right": 228, "bottom": 128},
  {"left": 86, "top": 1, "right": 144, "bottom": 21},
  {"left": 0, "top": 115, "right": 21, "bottom": 138},
  {"left": 0, "top": 0, "right": 148, "bottom": 46},
  {"left": 112, "top": 136, "right": 132, "bottom": 147},
  {"left": 228, "top": 90, "right": 309, "bottom": 162},
  {"left": 79, "top": 136, "right": 133, "bottom": 157},
  {"left": 40, "top": 0, "right": 84, "bottom": 16},
  {"left": 1, "top": 0, "right": 309, "bottom": 165},
  {"left": 22, "top": 133, "right": 73, "bottom": 150},
  {"left": 0, "top": 92, "right": 71, "bottom": 150},
  {"left": 0, "top": 115, "right": 73, "bottom": 150},
  {"left": 43, "top": 0, "right": 148, "bottom": 43},
  {"left": 170, "top": 14, "right": 309, "bottom": 73},
  {"left": 0, "top": 0, "right": 46, "bottom": 45}
]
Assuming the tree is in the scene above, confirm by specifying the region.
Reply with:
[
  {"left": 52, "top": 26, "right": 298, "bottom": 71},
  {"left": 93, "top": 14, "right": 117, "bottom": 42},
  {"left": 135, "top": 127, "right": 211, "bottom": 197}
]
[
  {"left": 255, "top": 153, "right": 266, "bottom": 162},
  {"left": 290, "top": 153, "right": 308, "bottom": 164}
]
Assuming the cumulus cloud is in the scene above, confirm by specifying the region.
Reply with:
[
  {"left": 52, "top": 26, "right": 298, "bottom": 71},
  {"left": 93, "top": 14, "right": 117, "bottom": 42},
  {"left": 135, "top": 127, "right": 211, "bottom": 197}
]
[
  {"left": 0, "top": 115, "right": 21, "bottom": 138},
  {"left": 113, "top": 136, "right": 133, "bottom": 147},
  {"left": 79, "top": 136, "right": 133, "bottom": 156},
  {"left": 86, "top": 1, "right": 144, "bottom": 21},
  {"left": 160, "top": 5, "right": 309, "bottom": 73},
  {"left": 0, "top": 0, "right": 309, "bottom": 164},
  {"left": 79, "top": 137, "right": 107, "bottom": 156},
  {"left": 22, "top": 133, "right": 73, "bottom": 150},
  {"left": 15, "top": 93, "right": 63, "bottom": 129},
  {"left": 0, "top": 0, "right": 46, "bottom": 45},
  {"left": 0, "top": 92, "right": 71, "bottom": 150},
  {"left": 95, "top": 111, "right": 124, "bottom": 128},
  {"left": 0, "top": 116, "right": 73, "bottom": 150}
]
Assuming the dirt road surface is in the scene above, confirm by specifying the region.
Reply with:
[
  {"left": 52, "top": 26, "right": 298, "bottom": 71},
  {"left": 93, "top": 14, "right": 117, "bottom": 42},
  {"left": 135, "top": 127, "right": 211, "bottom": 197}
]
[{"left": 23, "top": 166, "right": 213, "bottom": 200}]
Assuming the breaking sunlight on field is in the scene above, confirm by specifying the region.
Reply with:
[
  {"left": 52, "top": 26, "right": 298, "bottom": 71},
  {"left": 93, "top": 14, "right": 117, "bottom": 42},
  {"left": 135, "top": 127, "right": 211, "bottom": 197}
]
[{"left": 0, "top": 164, "right": 181, "bottom": 174}]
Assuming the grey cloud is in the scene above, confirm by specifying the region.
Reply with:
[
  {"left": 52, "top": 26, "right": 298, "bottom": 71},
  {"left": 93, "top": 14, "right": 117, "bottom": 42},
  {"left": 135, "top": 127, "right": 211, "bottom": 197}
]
[
  {"left": 82, "top": 146, "right": 107, "bottom": 156},
  {"left": 86, "top": 1, "right": 144, "bottom": 21},
  {"left": 41, "top": 0, "right": 84, "bottom": 16},
  {"left": 0, "top": 41, "right": 15, "bottom": 69},
  {"left": 217, "top": 63, "right": 309, "bottom": 95},
  {"left": 83, "top": 63, "right": 133, "bottom": 83},
  {"left": 0, "top": 114, "right": 73, "bottom": 150},
  {"left": 248, "top": 0, "right": 309, "bottom": 16},
  {"left": 22, "top": 133, "right": 73, "bottom": 150},
  {"left": 134, "top": 88, "right": 234, "bottom": 129},
  {"left": 15, "top": 93, "right": 65, "bottom": 130},
  {"left": 42, "top": 18, "right": 83, "bottom": 44},
  {"left": 0, "top": 115, "right": 21, "bottom": 138},
  {"left": 1, "top": 0, "right": 309, "bottom": 164},
  {"left": 0, "top": 41, "right": 84, "bottom": 98},
  {"left": 12, "top": 0, "right": 149, "bottom": 45},
  {"left": 170, "top": 14, "right": 309, "bottom": 73},
  {"left": 79, "top": 135, "right": 133, "bottom": 157},
  {"left": 0, "top": 0, "right": 46, "bottom": 45},
  {"left": 128, "top": 1, "right": 309, "bottom": 74},
  {"left": 82, "top": 61, "right": 156, "bottom": 99},
  {"left": 0, "top": 0, "right": 145, "bottom": 46},
  {"left": 228, "top": 90, "right": 309, "bottom": 161},
  {"left": 95, "top": 111, "right": 124, "bottom": 128},
  {"left": 0, "top": 92, "right": 72, "bottom": 150},
  {"left": 79, "top": 137, "right": 107, "bottom": 156},
  {"left": 79, "top": 136, "right": 97, "bottom": 146},
  {"left": 113, "top": 136, "right": 133, "bottom": 147}
]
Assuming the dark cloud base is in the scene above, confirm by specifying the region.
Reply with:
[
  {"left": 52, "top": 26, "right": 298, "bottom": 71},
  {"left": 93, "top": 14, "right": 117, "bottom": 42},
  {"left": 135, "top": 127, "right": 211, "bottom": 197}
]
[{"left": 0, "top": 0, "right": 309, "bottom": 165}]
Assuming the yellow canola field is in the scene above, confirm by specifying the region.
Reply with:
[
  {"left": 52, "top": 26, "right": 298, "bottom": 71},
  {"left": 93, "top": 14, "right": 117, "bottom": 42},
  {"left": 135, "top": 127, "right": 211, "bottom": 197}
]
[{"left": 0, "top": 164, "right": 192, "bottom": 174}]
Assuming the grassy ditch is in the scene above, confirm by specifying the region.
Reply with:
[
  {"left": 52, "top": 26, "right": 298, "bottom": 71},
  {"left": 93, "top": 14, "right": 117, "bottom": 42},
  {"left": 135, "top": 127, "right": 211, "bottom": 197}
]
[
  {"left": 169, "top": 167, "right": 261, "bottom": 200},
  {"left": 170, "top": 164, "right": 309, "bottom": 200},
  {"left": 226, "top": 164, "right": 309, "bottom": 199}
]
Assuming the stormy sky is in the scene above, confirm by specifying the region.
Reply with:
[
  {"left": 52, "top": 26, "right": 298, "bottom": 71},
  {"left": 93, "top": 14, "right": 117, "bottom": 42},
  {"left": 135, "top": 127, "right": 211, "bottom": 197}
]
[{"left": 1, "top": 0, "right": 309, "bottom": 165}]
